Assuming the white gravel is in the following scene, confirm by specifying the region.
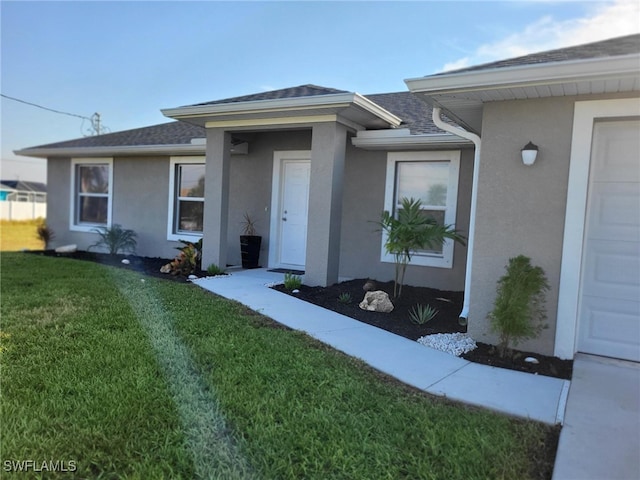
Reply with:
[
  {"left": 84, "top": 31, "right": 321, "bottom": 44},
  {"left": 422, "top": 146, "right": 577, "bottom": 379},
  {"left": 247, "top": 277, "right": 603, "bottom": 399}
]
[{"left": 416, "top": 332, "right": 477, "bottom": 356}]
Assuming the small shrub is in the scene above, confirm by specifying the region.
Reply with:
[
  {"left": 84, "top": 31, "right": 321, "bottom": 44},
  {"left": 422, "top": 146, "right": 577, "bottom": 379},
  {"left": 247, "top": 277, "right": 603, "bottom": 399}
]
[
  {"left": 283, "top": 273, "right": 302, "bottom": 291},
  {"left": 489, "top": 255, "right": 549, "bottom": 359},
  {"left": 35, "top": 221, "right": 55, "bottom": 249},
  {"left": 240, "top": 212, "right": 258, "bottom": 236},
  {"left": 166, "top": 239, "right": 203, "bottom": 276},
  {"left": 409, "top": 304, "right": 438, "bottom": 325},
  {"left": 90, "top": 224, "right": 137, "bottom": 255},
  {"left": 338, "top": 292, "right": 353, "bottom": 304},
  {"left": 206, "top": 263, "right": 225, "bottom": 276}
]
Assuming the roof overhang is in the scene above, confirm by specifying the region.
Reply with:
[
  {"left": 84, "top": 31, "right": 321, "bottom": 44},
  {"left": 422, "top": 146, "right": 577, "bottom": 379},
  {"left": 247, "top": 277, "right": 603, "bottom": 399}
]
[
  {"left": 405, "top": 53, "right": 640, "bottom": 133},
  {"left": 352, "top": 129, "right": 473, "bottom": 150},
  {"left": 161, "top": 92, "right": 402, "bottom": 131},
  {"left": 14, "top": 143, "right": 209, "bottom": 159}
]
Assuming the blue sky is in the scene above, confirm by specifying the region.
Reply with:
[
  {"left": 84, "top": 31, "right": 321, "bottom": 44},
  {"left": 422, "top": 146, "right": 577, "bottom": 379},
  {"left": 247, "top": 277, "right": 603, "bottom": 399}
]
[{"left": 2, "top": 0, "right": 639, "bottom": 182}]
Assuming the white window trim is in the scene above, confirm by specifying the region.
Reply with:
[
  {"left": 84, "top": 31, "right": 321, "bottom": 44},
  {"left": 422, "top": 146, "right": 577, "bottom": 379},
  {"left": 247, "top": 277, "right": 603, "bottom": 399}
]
[
  {"left": 382, "top": 150, "right": 460, "bottom": 269},
  {"left": 70, "top": 158, "right": 113, "bottom": 232},
  {"left": 167, "top": 156, "right": 206, "bottom": 241}
]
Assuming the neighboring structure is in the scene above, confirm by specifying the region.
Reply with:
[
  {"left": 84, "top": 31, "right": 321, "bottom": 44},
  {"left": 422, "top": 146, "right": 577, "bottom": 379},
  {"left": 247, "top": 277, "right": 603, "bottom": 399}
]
[
  {"left": 16, "top": 34, "right": 640, "bottom": 360},
  {"left": 0, "top": 180, "right": 47, "bottom": 220}
]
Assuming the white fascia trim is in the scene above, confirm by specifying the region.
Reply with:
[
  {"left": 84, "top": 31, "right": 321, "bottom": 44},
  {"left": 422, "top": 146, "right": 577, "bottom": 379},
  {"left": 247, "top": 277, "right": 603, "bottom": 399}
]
[
  {"left": 352, "top": 130, "right": 473, "bottom": 150},
  {"left": 405, "top": 54, "right": 640, "bottom": 95},
  {"left": 15, "top": 144, "right": 206, "bottom": 159},
  {"left": 162, "top": 92, "right": 402, "bottom": 127},
  {"left": 167, "top": 156, "right": 206, "bottom": 242}
]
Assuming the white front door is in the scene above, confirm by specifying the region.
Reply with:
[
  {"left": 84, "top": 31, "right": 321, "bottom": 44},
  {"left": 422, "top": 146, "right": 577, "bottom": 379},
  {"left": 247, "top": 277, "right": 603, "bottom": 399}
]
[
  {"left": 578, "top": 120, "right": 640, "bottom": 361},
  {"left": 270, "top": 151, "right": 311, "bottom": 269}
]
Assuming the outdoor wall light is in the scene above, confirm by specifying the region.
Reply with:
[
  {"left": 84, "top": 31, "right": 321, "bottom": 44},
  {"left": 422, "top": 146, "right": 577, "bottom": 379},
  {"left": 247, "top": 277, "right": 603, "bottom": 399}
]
[{"left": 521, "top": 141, "right": 539, "bottom": 166}]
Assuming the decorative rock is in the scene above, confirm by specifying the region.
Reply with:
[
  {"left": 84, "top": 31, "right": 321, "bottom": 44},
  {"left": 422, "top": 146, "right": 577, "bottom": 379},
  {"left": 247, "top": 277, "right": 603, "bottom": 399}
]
[
  {"left": 121, "top": 259, "right": 130, "bottom": 265},
  {"left": 359, "top": 290, "right": 394, "bottom": 313},
  {"left": 292, "top": 289, "right": 300, "bottom": 294},
  {"left": 160, "top": 263, "right": 172, "bottom": 274},
  {"left": 55, "top": 244, "right": 77, "bottom": 253},
  {"left": 188, "top": 274, "right": 197, "bottom": 280},
  {"left": 363, "top": 279, "right": 377, "bottom": 292},
  {"left": 524, "top": 356, "right": 540, "bottom": 364}
]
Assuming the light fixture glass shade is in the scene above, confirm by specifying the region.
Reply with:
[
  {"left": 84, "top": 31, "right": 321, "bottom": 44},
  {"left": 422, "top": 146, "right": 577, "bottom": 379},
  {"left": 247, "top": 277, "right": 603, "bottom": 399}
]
[{"left": 521, "top": 141, "right": 539, "bottom": 166}]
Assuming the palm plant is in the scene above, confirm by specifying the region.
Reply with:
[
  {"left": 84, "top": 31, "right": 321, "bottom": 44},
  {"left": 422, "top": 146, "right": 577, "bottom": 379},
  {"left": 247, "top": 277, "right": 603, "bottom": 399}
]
[
  {"left": 377, "top": 197, "right": 465, "bottom": 298},
  {"left": 90, "top": 224, "right": 137, "bottom": 255}
]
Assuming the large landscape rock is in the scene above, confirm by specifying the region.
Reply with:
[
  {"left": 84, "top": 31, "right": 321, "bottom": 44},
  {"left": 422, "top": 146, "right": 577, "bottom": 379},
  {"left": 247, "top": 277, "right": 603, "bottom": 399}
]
[{"left": 359, "top": 290, "right": 394, "bottom": 313}]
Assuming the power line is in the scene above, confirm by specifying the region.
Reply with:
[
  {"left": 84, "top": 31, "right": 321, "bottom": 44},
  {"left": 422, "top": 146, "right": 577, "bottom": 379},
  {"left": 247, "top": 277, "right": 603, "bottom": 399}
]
[
  {"left": 1, "top": 93, "right": 91, "bottom": 121},
  {"left": 1, "top": 93, "right": 109, "bottom": 135}
]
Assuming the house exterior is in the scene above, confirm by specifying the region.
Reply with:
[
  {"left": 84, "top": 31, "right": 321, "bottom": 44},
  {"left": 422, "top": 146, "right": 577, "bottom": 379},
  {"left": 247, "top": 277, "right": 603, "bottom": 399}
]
[
  {"left": 0, "top": 180, "right": 47, "bottom": 220},
  {"left": 17, "top": 34, "right": 639, "bottom": 361}
]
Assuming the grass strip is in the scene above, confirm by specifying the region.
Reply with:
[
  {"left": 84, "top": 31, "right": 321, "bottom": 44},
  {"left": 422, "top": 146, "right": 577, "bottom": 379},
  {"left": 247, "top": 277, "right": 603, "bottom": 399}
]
[{"left": 111, "top": 271, "right": 255, "bottom": 479}]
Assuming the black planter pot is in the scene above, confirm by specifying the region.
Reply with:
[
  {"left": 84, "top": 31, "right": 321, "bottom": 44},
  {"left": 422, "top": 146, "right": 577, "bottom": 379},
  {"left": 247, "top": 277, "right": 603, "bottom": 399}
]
[{"left": 240, "top": 235, "right": 262, "bottom": 269}]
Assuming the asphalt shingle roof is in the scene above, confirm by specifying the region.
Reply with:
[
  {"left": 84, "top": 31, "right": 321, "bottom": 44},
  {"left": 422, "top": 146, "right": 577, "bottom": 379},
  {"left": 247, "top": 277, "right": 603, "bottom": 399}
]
[
  {"left": 0, "top": 180, "right": 47, "bottom": 192},
  {"left": 190, "top": 84, "right": 349, "bottom": 107},
  {"left": 434, "top": 33, "right": 640, "bottom": 76},
  {"left": 27, "top": 121, "right": 205, "bottom": 150}
]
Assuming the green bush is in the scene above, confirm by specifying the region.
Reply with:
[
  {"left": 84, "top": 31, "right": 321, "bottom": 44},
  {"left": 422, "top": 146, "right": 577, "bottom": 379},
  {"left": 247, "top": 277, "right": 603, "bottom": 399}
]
[
  {"left": 90, "top": 224, "right": 137, "bottom": 255},
  {"left": 283, "top": 273, "right": 302, "bottom": 291},
  {"left": 35, "top": 220, "right": 55, "bottom": 249},
  {"left": 489, "top": 255, "right": 549, "bottom": 358},
  {"left": 206, "top": 263, "right": 225, "bottom": 275},
  {"left": 409, "top": 304, "right": 438, "bottom": 324},
  {"left": 165, "top": 239, "right": 203, "bottom": 276},
  {"left": 337, "top": 292, "right": 353, "bottom": 304}
]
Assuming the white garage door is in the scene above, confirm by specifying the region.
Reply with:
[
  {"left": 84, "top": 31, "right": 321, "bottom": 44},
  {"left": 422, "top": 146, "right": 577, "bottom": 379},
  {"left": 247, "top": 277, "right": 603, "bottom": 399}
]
[{"left": 578, "top": 119, "right": 640, "bottom": 361}]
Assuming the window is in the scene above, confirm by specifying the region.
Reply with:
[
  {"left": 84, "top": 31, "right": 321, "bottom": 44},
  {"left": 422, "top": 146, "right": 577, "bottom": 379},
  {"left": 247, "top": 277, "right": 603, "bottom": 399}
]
[
  {"left": 168, "top": 157, "right": 205, "bottom": 240},
  {"left": 70, "top": 158, "right": 113, "bottom": 231},
  {"left": 382, "top": 151, "right": 461, "bottom": 268}
]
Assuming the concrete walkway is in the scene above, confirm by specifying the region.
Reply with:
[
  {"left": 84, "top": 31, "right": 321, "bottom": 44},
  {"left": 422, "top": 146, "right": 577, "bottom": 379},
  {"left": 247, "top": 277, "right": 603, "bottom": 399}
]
[
  {"left": 193, "top": 268, "right": 640, "bottom": 478},
  {"left": 552, "top": 354, "right": 640, "bottom": 480},
  {"left": 193, "top": 268, "right": 569, "bottom": 425}
]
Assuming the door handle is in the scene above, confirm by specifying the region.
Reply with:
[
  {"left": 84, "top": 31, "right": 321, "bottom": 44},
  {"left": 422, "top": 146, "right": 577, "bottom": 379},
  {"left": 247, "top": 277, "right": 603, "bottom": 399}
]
[{"left": 282, "top": 217, "right": 287, "bottom": 221}]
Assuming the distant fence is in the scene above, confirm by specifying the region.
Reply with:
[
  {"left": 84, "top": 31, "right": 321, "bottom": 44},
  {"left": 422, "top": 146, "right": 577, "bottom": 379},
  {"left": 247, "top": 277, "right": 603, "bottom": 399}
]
[{"left": 0, "top": 201, "right": 46, "bottom": 220}]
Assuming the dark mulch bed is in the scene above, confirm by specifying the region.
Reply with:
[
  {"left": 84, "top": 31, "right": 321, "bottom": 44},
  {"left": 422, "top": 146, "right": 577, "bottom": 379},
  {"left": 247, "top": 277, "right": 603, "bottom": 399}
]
[
  {"left": 32, "top": 250, "right": 207, "bottom": 283},
  {"left": 274, "top": 278, "right": 573, "bottom": 380}
]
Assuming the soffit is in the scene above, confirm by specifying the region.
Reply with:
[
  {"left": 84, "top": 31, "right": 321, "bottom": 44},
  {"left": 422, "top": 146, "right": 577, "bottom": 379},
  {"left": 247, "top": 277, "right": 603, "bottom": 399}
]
[{"left": 406, "top": 54, "right": 640, "bottom": 134}]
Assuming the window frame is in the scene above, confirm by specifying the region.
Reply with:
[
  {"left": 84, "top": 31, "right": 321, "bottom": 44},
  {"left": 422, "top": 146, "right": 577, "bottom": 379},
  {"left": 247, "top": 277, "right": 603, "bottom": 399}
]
[
  {"left": 70, "top": 158, "right": 113, "bottom": 232},
  {"left": 382, "top": 151, "right": 461, "bottom": 269},
  {"left": 167, "top": 156, "right": 206, "bottom": 241}
]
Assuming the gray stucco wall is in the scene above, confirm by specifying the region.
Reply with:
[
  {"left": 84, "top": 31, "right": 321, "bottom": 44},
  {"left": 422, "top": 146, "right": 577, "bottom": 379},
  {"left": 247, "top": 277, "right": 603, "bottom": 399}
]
[
  {"left": 46, "top": 129, "right": 470, "bottom": 293},
  {"left": 468, "top": 96, "right": 576, "bottom": 354},
  {"left": 46, "top": 155, "right": 182, "bottom": 259},
  {"left": 339, "top": 145, "right": 474, "bottom": 291}
]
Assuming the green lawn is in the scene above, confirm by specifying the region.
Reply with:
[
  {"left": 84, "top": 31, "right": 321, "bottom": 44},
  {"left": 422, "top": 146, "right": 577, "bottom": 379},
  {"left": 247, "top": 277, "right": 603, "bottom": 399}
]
[
  {"left": 0, "top": 219, "right": 45, "bottom": 251},
  {"left": 0, "top": 253, "right": 557, "bottom": 479}
]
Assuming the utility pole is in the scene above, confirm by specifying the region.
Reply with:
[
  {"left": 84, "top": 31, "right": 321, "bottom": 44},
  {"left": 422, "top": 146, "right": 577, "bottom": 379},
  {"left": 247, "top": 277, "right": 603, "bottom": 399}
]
[{"left": 91, "top": 113, "right": 102, "bottom": 135}]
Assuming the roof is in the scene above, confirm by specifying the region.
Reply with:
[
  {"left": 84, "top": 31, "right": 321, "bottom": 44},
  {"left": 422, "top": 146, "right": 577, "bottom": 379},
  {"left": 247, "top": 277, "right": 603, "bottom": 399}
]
[
  {"left": 406, "top": 34, "right": 640, "bottom": 134},
  {"left": 16, "top": 87, "right": 444, "bottom": 157},
  {"left": 437, "top": 34, "right": 640, "bottom": 76},
  {"left": 189, "top": 84, "right": 349, "bottom": 107},
  {"left": 0, "top": 180, "right": 47, "bottom": 193}
]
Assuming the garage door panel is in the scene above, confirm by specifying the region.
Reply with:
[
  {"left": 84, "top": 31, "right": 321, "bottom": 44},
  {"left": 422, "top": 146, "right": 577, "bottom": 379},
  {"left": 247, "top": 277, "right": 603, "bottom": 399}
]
[
  {"left": 581, "top": 240, "right": 640, "bottom": 301},
  {"left": 588, "top": 182, "right": 640, "bottom": 242},
  {"left": 579, "top": 296, "right": 640, "bottom": 362},
  {"left": 591, "top": 122, "right": 640, "bottom": 183}
]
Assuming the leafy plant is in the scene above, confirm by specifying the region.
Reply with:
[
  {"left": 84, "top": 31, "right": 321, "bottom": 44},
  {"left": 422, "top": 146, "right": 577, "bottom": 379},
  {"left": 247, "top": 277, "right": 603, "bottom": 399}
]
[
  {"left": 283, "top": 273, "right": 302, "bottom": 291},
  {"left": 489, "top": 255, "right": 549, "bottom": 359},
  {"left": 35, "top": 220, "right": 55, "bottom": 249},
  {"left": 377, "top": 197, "right": 465, "bottom": 298},
  {"left": 409, "top": 304, "right": 438, "bottom": 325},
  {"left": 90, "top": 224, "right": 137, "bottom": 255},
  {"left": 206, "top": 263, "right": 225, "bottom": 276},
  {"left": 240, "top": 212, "right": 258, "bottom": 236},
  {"left": 338, "top": 292, "right": 353, "bottom": 304}
]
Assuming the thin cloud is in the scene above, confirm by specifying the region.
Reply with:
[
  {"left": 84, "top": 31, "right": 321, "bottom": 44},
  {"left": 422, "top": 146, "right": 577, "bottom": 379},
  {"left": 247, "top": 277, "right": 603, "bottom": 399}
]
[{"left": 440, "top": 0, "right": 640, "bottom": 72}]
